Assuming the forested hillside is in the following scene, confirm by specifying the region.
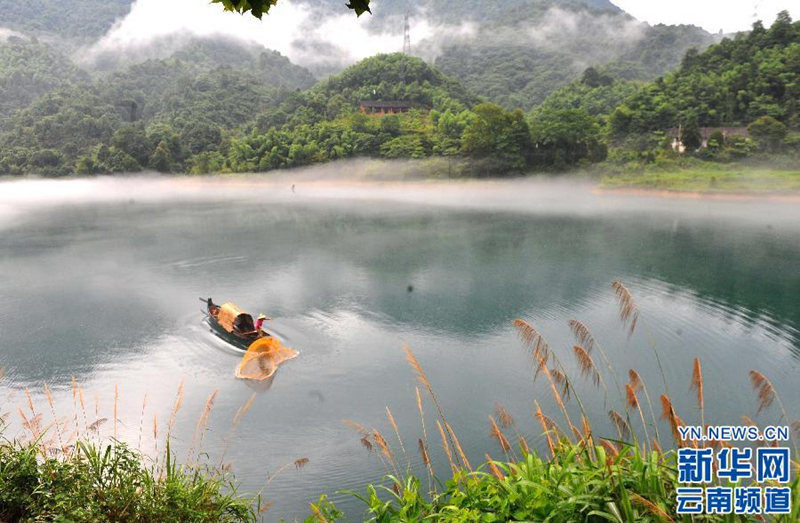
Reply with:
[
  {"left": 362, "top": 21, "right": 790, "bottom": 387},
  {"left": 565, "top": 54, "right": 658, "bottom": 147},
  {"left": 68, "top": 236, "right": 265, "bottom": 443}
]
[
  {"left": 0, "top": 37, "right": 316, "bottom": 175},
  {"left": 435, "top": 22, "right": 714, "bottom": 110},
  {"left": 0, "top": 0, "right": 131, "bottom": 40},
  {"left": 304, "top": 0, "right": 714, "bottom": 109},
  {"left": 0, "top": 0, "right": 714, "bottom": 111},
  {"left": 0, "top": 37, "right": 88, "bottom": 128},
  {"left": 610, "top": 12, "right": 800, "bottom": 134}
]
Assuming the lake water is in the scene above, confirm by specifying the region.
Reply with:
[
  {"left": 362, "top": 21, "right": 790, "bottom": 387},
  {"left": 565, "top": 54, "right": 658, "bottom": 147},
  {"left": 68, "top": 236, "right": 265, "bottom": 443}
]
[{"left": 1, "top": 175, "right": 799, "bottom": 520}]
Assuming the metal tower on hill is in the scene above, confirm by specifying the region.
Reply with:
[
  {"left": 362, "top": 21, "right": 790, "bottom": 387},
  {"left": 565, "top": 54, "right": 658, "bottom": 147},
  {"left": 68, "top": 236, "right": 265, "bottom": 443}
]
[{"left": 403, "top": 12, "right": 411, "bottom": 54}]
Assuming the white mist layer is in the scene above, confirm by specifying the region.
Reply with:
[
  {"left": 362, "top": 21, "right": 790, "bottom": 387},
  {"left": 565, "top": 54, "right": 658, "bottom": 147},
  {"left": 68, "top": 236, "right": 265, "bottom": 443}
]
[
  {"left": 83, "top": 0, "right": 475, "bottom": 71},
  {"left": 2, "top": 162, "right": 800, "bottom": 231}
]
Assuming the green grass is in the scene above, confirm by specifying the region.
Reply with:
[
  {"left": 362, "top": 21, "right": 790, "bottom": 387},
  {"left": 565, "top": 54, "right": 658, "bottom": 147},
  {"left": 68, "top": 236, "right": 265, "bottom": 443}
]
[
  {"left": 309, "top": 441, "right": 800, "bottom": 521},
  {"left": 309, "top": 443, "right": 685, "bottom": 522},
  {"left": 0, "top": 437, "right": 256, "bottom": 522},
  {"left": 601, "top": 167, "right": 800, "bottom": 194}
]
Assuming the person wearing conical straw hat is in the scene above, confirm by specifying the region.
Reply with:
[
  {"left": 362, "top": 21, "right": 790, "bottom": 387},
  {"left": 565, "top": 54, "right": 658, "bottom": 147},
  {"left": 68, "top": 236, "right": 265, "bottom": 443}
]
[{"left": 255, "top": 313, "right": 270, "bottom": 333}]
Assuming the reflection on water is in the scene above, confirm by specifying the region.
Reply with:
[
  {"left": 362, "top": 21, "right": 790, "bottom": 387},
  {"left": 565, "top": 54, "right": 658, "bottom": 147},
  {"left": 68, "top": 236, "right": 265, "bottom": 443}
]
[{"left": 1, "top": 178, "right": 799, "bottom": 520}]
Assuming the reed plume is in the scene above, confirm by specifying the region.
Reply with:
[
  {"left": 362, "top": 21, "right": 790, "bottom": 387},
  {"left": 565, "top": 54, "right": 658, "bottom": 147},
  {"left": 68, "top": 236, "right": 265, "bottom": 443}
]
[
  {"left": 436, "top": 420, "right": 457, "bottom": 474},
  {"left": 625, "top": 383, "right": 650, "bottom": 448},
  {"left": 518, "top": 435, "right": 531, "bottom": 455},
  {"left": 373, "top": 430, "right": 394, "bottom": 462},
  {"left": 568, "top": 319, "right": 596, "bottom": 352},
  {"left": 404, "top": 345, "right": 432, "bottom": 394},
  {"left": 152, "top": 413, "right": 158, "bottom": 470},
  {"left": 625, "top": 383, "right": 639, "bottom": 410},
  {"left": 418, "top": 438, "right": 434, "bottom": 477},
  {"left": 550, "top": 368, "right": 571, "bottom": 402},
  {"left": 166, "top": 378, "right": 185, "bottom": 442},
  {"left": 628, "top": 369, "right": 643, "bottom": 393},
  {"left": 18, "top": 408, "right": 39, "bottom": 440},
  {"left": 629, "top": 369, "right": 660, "bottom": 443},
  {"left": 488, "top": 415, "right": 512, "bottom": 456},
  {"left": 190, "top": 389, "right": 219, "bottom": 462},
  {"left": 748, "top": 370, "right": 775, "bottom": 414},
  {"left": 599, "top": 439, "right": 619, "bottom": 458},
  {"left": 137, "top": 393, "right": 148, "bottom": 450},
  {"left": 343, "top": 418, "right": 367, "bottom": 434},
  {"left": 71, "top": 378, "right": 80, "bottom": 435},
  {"left": 690, "top": 358, "right": 704, "bottom": 410},
  {"left": 513, "top": 318, "right": 550, "bottom": 363},
  {"left": 573, "top": 345, "right": 602, "bottom": 388},
  {"left": 611, "top": 280, "right": 640, "bottom": 336},
  {"left": 533, "top": 349, "right": 549, "bottom": 381},
  {"left": 232, "top": 393, "right": 257, "bottom": 428},
  {"left": 659, "top": 394, "right": 673, "bottom": 421},
  {"left": 534, "top": 400, "right": 555, "bottom": 458},
  {"left": 385, "top": 407, "right": 407, "bottom": 466},
  {"left": 359, "top": 434, "right": 373, "bottom": 452},
  {"left": 485, "top": 454, "right": 505, "bottom": 481},
  {"left": 581, "top": 415, "right": 593, "bottom": 446},
  {"left": 513, "top": 319, "right": 581, "bottom": 429},
  {"left": 86, "top": 418, "right": 107, "bottom": 432},
  {"left": 76, "top": 383, "right": 88, "bottom": 432},
  {"left": 652, "top": 438, "right": 662, "bottom": 454},
  {"left": 43, "top": 384, "right": 65, "bottom": 453},
  {"left": 494, "top": 403, "right": 514, "bottom": 429},
  {"left": 294, "top": 458, "right": 309, "bottom": 470},
  {"left": 660, "top": 394, "right": 685, "bottom": 446},
  {"left": 25, "top": 387, "right": 35, "bottom": 416},
  {"left": 415, "top": 387, "right": 428, "bottom": 443},
  {"left": 608, "top": 410, "right": 631, "bottom": 440},
  {"left": 445, "top": 422, "right": 471, "bottom": 471},
  {"left": 792, "top": 420, "right": 800, "bottom": 439},
  {"left": 630, "top": 493, "right": 675, "bottom": 523},
  {"left": 689, "top": 358, "right": 705, "bottom": 438},
  {"left": 404, "top": 345, "right": 461, "bottom": 466}
]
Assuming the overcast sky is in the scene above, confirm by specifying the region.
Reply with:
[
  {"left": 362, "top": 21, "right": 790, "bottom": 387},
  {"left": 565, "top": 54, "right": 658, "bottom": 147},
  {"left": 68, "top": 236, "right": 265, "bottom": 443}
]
[{"left": 611, "top": 0, "right": 800, "bottom": 33}]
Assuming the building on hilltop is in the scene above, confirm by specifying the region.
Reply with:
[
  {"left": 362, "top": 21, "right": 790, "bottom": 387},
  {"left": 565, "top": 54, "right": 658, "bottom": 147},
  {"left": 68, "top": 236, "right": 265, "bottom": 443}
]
[
  {"left": 668, "top": 126, "right": 749, "bottom": 152},
  {"left": 359, "top": 101, "right": 412, "bottom": 115}
]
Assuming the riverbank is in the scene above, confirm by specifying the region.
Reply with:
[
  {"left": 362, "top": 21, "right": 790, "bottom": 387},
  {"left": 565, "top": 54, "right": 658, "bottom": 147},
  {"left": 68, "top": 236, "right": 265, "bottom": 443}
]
[
  {"left": 599, "top": 165, "right": 800, "bottom": 194},
  {"left": 5, "top": 156, "right": 800, "bottom": 197}
]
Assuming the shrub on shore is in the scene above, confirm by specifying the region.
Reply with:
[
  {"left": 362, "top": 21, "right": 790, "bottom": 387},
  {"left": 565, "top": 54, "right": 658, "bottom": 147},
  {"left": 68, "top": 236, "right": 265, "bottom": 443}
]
[{"left": 0, "top": 438, "right": 256, "bottom": 522}]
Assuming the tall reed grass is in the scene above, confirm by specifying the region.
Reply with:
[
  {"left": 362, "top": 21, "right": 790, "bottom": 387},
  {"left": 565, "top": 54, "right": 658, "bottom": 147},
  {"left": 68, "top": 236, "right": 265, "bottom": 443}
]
[{"left": 312, "top": 280, "right": 799, "bottom": 522}]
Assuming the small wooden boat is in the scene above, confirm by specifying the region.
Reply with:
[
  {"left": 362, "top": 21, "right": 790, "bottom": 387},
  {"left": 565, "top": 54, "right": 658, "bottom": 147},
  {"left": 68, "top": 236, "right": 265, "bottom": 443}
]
[{"left": 202, "top": 298, "right": 269, "bottom": 351}]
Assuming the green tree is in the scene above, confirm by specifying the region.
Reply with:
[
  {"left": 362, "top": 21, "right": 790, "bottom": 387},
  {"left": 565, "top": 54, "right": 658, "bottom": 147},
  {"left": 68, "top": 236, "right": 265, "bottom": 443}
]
[
  {"left": 681, "top": 121, "right": 702, "bottom": 150},
  {"left": 461, "top": 103, "right": 531, "bottom": 171},
  {"left": 748, "top": 115, "right": 788, "bottom": 151},
  {"left": 111, "top": 125, "right": 150, "bottom": 167},
  {"left": 150, "top": 141, "right": 173, "bottom": 172},
  {"left": 531, "top": 108, "right": 605, "bottom": 168}
]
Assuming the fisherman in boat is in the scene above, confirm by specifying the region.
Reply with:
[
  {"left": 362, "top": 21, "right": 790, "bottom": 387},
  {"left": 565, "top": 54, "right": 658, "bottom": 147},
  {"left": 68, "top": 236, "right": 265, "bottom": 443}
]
[
  {"left": 207, "top": 297, "right": 220, "bottom": 316},
  {"left": 255, "top": 313, "right": 269, "bottom": 333}
]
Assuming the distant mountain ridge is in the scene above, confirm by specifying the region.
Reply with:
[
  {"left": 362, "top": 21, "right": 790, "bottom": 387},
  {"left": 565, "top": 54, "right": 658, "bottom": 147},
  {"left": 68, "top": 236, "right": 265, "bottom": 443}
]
[
  {"left": 294, "top": 0, "right": 714, "bottom": 109},
  {"left": 0, "top": 0, "right": 717, "bottom": 131}
]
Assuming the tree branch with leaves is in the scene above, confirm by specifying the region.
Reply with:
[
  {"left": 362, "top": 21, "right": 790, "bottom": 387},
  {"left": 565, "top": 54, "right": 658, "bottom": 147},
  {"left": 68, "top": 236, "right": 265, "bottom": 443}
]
[{"left": 211, "top": 0, "right": 371, "bottom": 18}]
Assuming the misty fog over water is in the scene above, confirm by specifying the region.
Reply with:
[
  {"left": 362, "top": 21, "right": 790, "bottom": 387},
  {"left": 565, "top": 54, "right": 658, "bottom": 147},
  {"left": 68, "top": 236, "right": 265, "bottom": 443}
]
[{"left": 1, "top": 175, "right": 799, "bottom": 519}]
